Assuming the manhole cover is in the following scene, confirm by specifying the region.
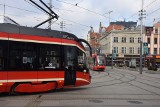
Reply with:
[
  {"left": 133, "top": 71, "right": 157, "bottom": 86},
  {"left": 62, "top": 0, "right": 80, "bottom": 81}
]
[
  {"left": 128, "top": 101, "right": 143, "bottom": 104},
  {"left": 88, "top": 100, "right": 103, "bottom": 103}
]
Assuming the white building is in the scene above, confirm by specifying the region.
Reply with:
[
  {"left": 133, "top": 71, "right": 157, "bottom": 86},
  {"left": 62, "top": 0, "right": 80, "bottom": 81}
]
[{"left": 100, "top": 24, "right": 145, "bottom": 66}]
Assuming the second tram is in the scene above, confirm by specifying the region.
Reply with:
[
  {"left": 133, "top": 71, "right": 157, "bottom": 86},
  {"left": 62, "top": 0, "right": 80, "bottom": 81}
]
[{"left": 88, "top": 54, "right": 106, "bottom": 71}]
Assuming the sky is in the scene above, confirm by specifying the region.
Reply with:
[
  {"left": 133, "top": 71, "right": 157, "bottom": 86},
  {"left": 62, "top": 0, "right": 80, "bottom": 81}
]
[{"left": 0, "top": 0, "right": 160, "bottom": 39}]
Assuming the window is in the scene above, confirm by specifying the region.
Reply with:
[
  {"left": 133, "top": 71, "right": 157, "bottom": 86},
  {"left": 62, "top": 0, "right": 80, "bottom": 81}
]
[
  {"left": 122, "top": 37, "right": 126, "bottom": 43},
  {"left": 39, "top": 44, "right": 61, "bottom": 70},
  {"left": 97, "top": 55, "right": 105, "bottom": 66},
  {"left": 138, "top": 47, "right": 140, "bottom": 54},
  {"left": 130, "top": 37, "right": 134, "bottom": 43},
  {"left": 64, "top": 46, "right": 77, "bottom": 67},
  {"left": 77, "top": 48, "right": 87, "bottom": 71},
  {"left": 146, "top": 28, "right": 152, "bottom": 36},
  {"left": 0, "top": 40, "right": 8, "bottom": 71},
  {"left": 122, "top": 47, "right": 126, "bottom": 54},
  {"left": 9, "top": 41, "right": 37, "bottom": 71},
  {"left": 129, "top": 47, "right": 134, "bottom": 54},
  {"left": 154, "top": 38, "right": 157, "bottom": 44},
  {"left": 9, "top": 41, "right": 62, "bottom": 71},
  {"left": 138, "top": 37, "right": 141, "bottom": 43},
  {"left": 154, "top": 48, "right": 157, "bottom": 54},
  {"left": 148, "top": 48, "right": 150, "bottom": 54},
  {"left": 155, "top": 28, "right": 158, "bottom": 34},
  {"left": 114, "top": 37, "right": 118, "bottom": 42},
  {"left": 95, "top": 39, "right": 98, "bottom": 43},
  {"left": 147, "top": 38, "right": 150, "bottom": 44},
  {"left": 0, "top": 46, "right": 3, "bottom": 70},
  {"left": 113, "top": 47, "right": 118, "bottom": 53}
]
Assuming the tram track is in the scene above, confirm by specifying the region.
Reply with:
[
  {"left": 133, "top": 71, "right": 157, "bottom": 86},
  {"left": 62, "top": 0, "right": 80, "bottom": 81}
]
[
  {"left": 114, "top": 68, "right": 160, "bottom": 96},
  {"left": 87, "top": 70, "right": 137, "bottom": 89},
  {"left": 89, "top": 68, "right": 160, "bottom": 97},
  {"left": 117, "top": 68, "right": 160, "bottom": 88},
  {"left": 1, "top": 93, "right": 160, "bottom": 101}
]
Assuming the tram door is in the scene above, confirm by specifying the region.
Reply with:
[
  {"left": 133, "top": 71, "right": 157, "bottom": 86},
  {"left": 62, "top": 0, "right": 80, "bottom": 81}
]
[{"left": 64, "top": 46, "right": 76, "bottom": 86}]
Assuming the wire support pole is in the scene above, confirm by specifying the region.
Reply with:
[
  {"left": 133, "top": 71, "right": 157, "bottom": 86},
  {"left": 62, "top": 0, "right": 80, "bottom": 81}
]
[
  {"left": 3, "top": 3, "right": 5, "bottom": 22},
  {"left": 139, "top": 0, "right": 146, "bottom": 74},
  {"left": 48, "top": 0, "right": 52, "bottom": 30}
]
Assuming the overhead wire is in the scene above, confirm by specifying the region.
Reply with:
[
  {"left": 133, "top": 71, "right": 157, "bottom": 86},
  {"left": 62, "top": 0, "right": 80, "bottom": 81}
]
[
  {"left": 147, "top": 7, "right": 160, "bottom": 16},
  {"left": 53, "top": 0, "right": 113, "bottom": 32},
  {"left": 0, "top": 1, "right": 92, "bottom": 30},
  {"left": 24, "top": 0, "right": 47, "bottom": 15},
  {"left": 146, "top": 17, "right": 160, "bottom": 25},
  {"left": 25, "top": 0, "right": 91, "bottom": 29},
  {"left": 144, "top": 0, "right": 159, "bottom": 9},
  {"left": 51, "top": 6, "right": 91, "bottom": 28},
  {"left": 55, "top": 0, "right": 109, "bottom": 19},
  {"left": 144, "top": 0, "right": 160, "bottom": 25},
  {"left": 126, "top": 0, "right": 159, "bottom": 20},
  {"left": 60, "top": 17, "right": 90, "bottom": 28},
  {"left": 0, "top": 3, "right": 40, "bottom": 14}
]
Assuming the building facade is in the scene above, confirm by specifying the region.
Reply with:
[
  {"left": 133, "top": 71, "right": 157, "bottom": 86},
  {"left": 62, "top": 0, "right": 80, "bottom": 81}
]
[
  {"left": 145, "top": 23, "right": 160, "bottom": 55},
  {"left": 100, "top": 27, "right": 143, "bottom": 65},
  {"left": 88, "top": 21, "right": 160, "bottom": 66},
  {"left": 99, "top": 20, "right": 148, "bottom": 66},
  {"left": 87, "top": 27, "right": 101, "bottom": 54}
]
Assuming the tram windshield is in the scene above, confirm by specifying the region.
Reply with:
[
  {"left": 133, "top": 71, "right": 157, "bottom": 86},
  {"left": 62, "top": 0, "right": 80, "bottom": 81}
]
[{"left": 97, "top": 56, "right": 105, "bottom": 66}]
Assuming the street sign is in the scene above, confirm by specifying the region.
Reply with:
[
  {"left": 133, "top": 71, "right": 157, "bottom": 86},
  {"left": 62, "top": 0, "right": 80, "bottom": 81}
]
[{"left": 143, "top": 42, "right": 148, "bottom": 55}]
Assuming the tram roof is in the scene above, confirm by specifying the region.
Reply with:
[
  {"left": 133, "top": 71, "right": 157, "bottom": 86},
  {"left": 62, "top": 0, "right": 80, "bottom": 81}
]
[{"left": 0, "top": 23, "right": 78, "bottom": 41}]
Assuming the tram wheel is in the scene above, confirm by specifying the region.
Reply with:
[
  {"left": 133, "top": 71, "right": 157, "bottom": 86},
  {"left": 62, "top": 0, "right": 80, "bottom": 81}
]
[{"left": 10, "top": 83, "right": 18, "bottom": 95}]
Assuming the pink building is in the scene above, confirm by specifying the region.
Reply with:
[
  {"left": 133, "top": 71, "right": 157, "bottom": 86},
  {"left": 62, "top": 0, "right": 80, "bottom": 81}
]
[{"left": 144, "top": 22, "right": 160, "bottom": 55}]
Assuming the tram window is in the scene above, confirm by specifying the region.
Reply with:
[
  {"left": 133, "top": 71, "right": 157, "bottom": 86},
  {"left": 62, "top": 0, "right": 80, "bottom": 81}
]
[
  {"left": 22, "top": 50, "right": 37, "bottom": 70},
  {"left": 0, "top": 47, "right": 3, "bottom": 70},
  {"left": 77, "top": 48, "right": 87, "bottom": 71},
  {"left": 39, "top": 57, "right": 61, "bottom": 70},
  {"left": 9, "top": 41, "right": 37, "bottom": 71},
  {"left": 8, "top": 41, "right": 62, "bottom": 71},
  {"left": 39, "top": 44, "right": 61, "bottom": 70},
  {"left": 64, "top": 46, "right": 77, "bottom": 67},
  {"left": 0, "top": 40, "right": 9, "bottom": 71}
]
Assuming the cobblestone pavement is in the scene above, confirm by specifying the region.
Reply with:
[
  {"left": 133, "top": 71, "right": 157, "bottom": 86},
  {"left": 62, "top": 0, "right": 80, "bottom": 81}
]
[{"left": 0, "top": 67, "right": 160, "bottom": 107}]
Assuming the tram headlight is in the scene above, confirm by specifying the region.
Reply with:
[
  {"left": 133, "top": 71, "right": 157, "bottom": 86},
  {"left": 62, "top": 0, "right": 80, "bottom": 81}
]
[{"left": 83, "top": 69, "right": 87, "bottom": 73}]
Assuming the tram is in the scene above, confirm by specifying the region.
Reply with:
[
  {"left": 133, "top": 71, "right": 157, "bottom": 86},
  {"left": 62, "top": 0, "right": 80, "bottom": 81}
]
[
  {"left": 0, "top": 23, "right": 92, "bottom": 94},
  {"left": 88, "top": 54, "right": 106, "bottom": 71}
]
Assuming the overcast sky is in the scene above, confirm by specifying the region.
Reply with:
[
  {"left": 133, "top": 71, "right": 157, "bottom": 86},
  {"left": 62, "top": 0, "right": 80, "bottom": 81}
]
[{"left": 0, "top": 0, "right": 160, "bottom": 39}]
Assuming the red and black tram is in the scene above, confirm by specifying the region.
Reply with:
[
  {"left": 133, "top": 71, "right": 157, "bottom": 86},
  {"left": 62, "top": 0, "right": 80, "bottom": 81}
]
[
  {"left": 88, "top": 54, "right": 106, "bottom": 71},
  {"left": 0, "top": 23, "right": 92, "bottom": 94}
]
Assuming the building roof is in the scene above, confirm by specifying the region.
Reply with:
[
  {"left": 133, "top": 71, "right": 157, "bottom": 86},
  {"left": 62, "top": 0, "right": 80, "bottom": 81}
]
[
  {"left": 110, "top": 21, "right": 137, "bottom": 28},
  {"left": 105, "top": 24, "right": 124, "bottom": 32},
  {"left": 90, "top": 32, "right": 100, "bottom": 39},
  {"left": 154, "top": 22, "right": 160, "bottom": 28}
]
